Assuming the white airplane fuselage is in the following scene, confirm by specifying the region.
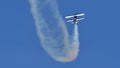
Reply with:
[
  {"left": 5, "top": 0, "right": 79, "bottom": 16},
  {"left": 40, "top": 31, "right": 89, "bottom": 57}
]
[{"left": 73, "top": 16, "right": 78, "bottom": 24}]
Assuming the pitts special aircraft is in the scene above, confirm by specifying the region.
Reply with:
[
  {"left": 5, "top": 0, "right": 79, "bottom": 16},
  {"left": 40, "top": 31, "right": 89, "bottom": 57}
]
[{"left": 65, "top": 13, "right": 85, "bottom": 25}]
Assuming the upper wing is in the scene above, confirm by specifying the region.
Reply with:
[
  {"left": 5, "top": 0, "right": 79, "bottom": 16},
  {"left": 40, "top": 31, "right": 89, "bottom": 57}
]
[
  {"left": 65, "top": 13, "right": 85, "bottom": 18},
  {"left": 75, "top": 13, "right": 85, "bottom": 17},
  {"left": 67, "top": 20, "right": 74, "bottom": 22},
  {"left": 65, "top": 15, "right": 74, "bottom": 18}
]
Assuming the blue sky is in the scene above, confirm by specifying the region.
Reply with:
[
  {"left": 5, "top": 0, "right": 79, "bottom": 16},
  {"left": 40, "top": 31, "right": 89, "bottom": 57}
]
[{"left": 0, "top": 0, "right": 120, "bottom": 68}]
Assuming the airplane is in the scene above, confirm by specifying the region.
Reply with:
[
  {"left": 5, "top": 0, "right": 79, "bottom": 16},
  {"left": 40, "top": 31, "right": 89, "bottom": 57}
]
[{"left": 65, "top": 13, "right": 85, "bottom": 25}]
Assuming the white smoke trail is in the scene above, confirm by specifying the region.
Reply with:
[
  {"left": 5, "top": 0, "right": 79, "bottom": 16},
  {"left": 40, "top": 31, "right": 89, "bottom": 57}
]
[
  {"left": 62, "top": 25, "right": 79, "bottom": 62},
  {"left": 29, "top": 0, "right": 80, "bottom": 62}
]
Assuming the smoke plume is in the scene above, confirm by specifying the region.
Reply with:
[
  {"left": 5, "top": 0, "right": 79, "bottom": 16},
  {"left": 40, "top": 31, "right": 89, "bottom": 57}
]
[{"left": 29, "top": 0, "right": 80, "bottom": 62}]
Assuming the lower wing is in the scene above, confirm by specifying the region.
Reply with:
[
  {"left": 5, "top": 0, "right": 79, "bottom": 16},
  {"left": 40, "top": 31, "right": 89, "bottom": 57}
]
[
  {"left": 67, "top": 20, "right": 73, "bottom": 23},
  {"left": 77, "top": 18, "right": 85, "bottom": 21}
]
